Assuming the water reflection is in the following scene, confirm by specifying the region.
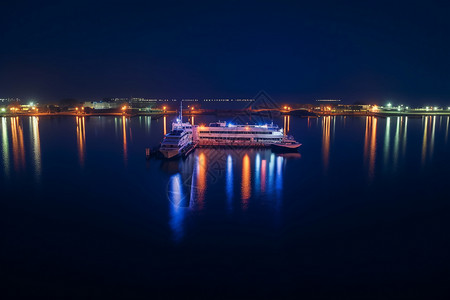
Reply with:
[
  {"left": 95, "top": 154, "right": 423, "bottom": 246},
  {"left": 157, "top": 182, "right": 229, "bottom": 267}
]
[
  {"left": 168, "top": 173, "right": 186, "bottom": 242},
  {"left": 10, "top": 117, "right": 25, "bottom": 171},
  {"left": 275, "top": 155, "right": 284, "bottom": 200},
  {"left": 364, "top": 117, "right": 377, "bottom": 179},
  {"left": 190, "top": 152, "right": 206, "bottom": 209},
  {"left": 322, "top": 116, "right": 331, "bottom": 171},
  {"left": 261, "top": 159, "right": 266, "bottom": 192},
  {"left": 163, "top": 116, "right": 167, "bottom": 135},
  {"left": 226, "top": 155, "right": 233, "bottom": 210},
  {"left": 76, "top": 116, "right": 86, "bottom": 166},
  {"left": 268, "top": 153, "right": 275, "bottom": 194},
  {"left": 241, "top": 154, "right": 251, "bottom": 208},
  {"left": 446, "top": 117, "right": 449, "bottom": 144},
  {"left": 30, "top": 117, "right": 41, "bottom": 180},
  {"left": 430, "top": 116, "right": 436, "bottom": 160},
  {"left": 402, "top": 117, "right": 408, "bottom": 157},
  {"left": 145, "top": 116, "right": 152, "bottom": 134},
  {"left": 1, "top": 118, "right": 10, "bottom": 177},
  {"left": 383, "top": 117, "right": 391, "bottom": 169},
  {"left": 421, "top": 116, "right": 430, "bottom": 165},
  {"left": 122, "top": 116, "right": 127, "bottom": 163},
  {"left": 283, "top": 115, "right": 290, "bottom": 133}
]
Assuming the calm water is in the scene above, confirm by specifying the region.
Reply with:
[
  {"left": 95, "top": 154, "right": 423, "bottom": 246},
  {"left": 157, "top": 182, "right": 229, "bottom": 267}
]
[{"left": 1, "top": 115, "right": 450, "bottom": 299}]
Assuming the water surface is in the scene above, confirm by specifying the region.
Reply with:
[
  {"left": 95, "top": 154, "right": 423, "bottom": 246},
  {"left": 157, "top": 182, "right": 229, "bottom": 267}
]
[{"left": 1, "top": 115, "right": 449, "bottom": 298}]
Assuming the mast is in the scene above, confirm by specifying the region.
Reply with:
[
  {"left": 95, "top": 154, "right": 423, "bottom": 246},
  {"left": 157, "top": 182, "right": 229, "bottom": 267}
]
[{"left": 179, "top": 100, "right": 183, "bottom": 123}]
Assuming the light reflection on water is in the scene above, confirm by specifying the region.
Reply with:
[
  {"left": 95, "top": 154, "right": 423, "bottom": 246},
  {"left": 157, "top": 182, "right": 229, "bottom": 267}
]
[
  {"left": 30, "top": 117, "right": 41, "bottom": 180},
  {"left": 122, "top": 116, "right": 128, "bottom": 164},
  {"left": 1, "top": 115, "right": 450, "bottom": 244},
  {"left": 10, "top": 117, "right": 25, "bottom": 172},
  {"left": 2, "top": 118, "right": 10, "bottom": 178},
  {"left": 76, "top": 116, "right": 86, "bottom": 166},
  {"left": 167, "top": 149, "right": 290, "bottom": 240},
  {"left": 322, "top": 116, "right": 331, "bottom": 172}
]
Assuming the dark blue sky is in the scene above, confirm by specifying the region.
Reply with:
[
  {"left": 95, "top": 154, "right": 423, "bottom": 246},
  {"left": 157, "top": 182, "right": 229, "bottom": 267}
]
[{"left": 1, "top": 0, "right": 449, "bottom": 105}]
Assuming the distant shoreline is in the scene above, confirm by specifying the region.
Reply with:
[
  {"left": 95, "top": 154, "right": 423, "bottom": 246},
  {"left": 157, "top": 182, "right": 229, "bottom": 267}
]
[{"left": 2, "top": 110, "right": 450, "bottom": 118}]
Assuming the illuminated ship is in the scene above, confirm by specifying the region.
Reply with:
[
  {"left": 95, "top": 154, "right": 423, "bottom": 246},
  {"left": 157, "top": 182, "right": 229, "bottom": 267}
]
[
  {"left": 160, "top": 103, "right": 300, "bottom": 158},
  {"left": 159, "top": 103, "right": 194, "bottom": 159},
  {"left": 196, "top": 121, "right": 285, "bottom": 146}
]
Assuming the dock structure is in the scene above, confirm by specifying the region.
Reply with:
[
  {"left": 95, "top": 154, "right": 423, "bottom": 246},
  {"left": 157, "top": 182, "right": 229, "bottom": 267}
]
[{"left": 196, "top": 141, "right": 269, "bottom": 148}]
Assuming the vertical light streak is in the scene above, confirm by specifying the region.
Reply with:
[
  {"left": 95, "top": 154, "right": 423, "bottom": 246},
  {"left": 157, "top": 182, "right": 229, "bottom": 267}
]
[
  {"left": 268, "top": 153, "right": 275, "bottom": 194},
  {"left": 11, "top": 117, "right": 25, "bottom": 171},
  {"left": 364, "top": 117, "right": 370, "bottom": 161},
  {"left": 383, "top": 117, "right": 391, "bottom": 169},
  {"left": 322, "top": 116, "right": 330, "bottom": 171},
  {"left": 445, "top": 116, "right": 449, "bottom": 144},
  {"left": 146, "top": 116, "right": 152, "bottom": 134},
  {"left": 163, "top": 116, "right": 167, "bottom": 136},
  {"left": 393, "top": 117, "right": 400, "bottom": 169},
  {"left": 429, "top": 116, "right": 436, "bottom": 159},
  {"left": 191, "top": 116, "right": 195, "bottom": 125},
  {"left": 241, "top": 154, "right": 251, "bottom": 207},
  {"left": 195, "top": 152, "right": 206, "bottom": 209},
  {"left": 402, "top": 117, "right": 408, "bottom": 157},
  {"left": 283, "top": 115, "right": 287, "bottom": 134},
  {"left": 254, "top": 154, "right": 261, "bottom": 193},
  {"left": 226, "top": 155, "right": 233, "bottom": 211},
  {"left": 1, "top": 118, "right": 10, "bottom": 177},
  {"left": 275, "top": 156, "right": 284, "bottom": 199},
  {"left": 30, "top": 117, "right": 41, "bottom": 180},
  {"left": 261, "top": 159, "right": 267, "bottom": 193},
  {"left": 76, "top": 116, "right": 86, "bottom": 166},
  {"left": 287, "top": 115, "right": 290, "bottom": 133},
  {"left": 122, "top": 116, "right": 127, "bottom": 164},
  {"left": 421, "top": 116, "right": 429, "bottom": 166},
  {"left": 168, "top": 173, "right": 185, "bottom": 242},
  {"left": 368, "top": 117, "right": 377, "bottom": 180}
]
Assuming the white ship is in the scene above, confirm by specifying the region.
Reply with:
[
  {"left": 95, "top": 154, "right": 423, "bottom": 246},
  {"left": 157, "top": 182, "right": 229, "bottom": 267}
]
[
  {"left": 270, "top": 136, "right": 302, "bottom": 151},
  {"left": 159, "top": 103, "right": 193, "bottom": 159}
]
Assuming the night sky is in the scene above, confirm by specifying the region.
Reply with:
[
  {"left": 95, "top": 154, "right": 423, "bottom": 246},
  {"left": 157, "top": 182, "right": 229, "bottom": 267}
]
[{"left": 1, "top": 0, "right": 449, "bottom": 105}]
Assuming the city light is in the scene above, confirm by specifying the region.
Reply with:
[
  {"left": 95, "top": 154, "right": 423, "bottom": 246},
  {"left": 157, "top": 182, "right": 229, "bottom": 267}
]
[
  {"left": 387, "top": 103, "right": 392, "bottom": 108},
  {"left": 121, "top": 106, "right": 127, "bottom": 111},
  {"left": 1, "top": 108, "right": 5, "bottom": 112}
]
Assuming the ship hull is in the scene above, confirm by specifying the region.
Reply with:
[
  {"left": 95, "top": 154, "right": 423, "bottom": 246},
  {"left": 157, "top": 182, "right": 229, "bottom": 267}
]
[
  {"left": 160, "top": 149, "right": 181, "bottom": 159},
  {"left": 270, "top": 143, "right": 302, "bottom": 152}
]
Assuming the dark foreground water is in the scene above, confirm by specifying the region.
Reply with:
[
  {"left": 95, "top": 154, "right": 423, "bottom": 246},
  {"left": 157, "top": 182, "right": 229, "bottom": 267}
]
[{"left": 1, "top": 115, "right": 450, "bottom": 299}]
